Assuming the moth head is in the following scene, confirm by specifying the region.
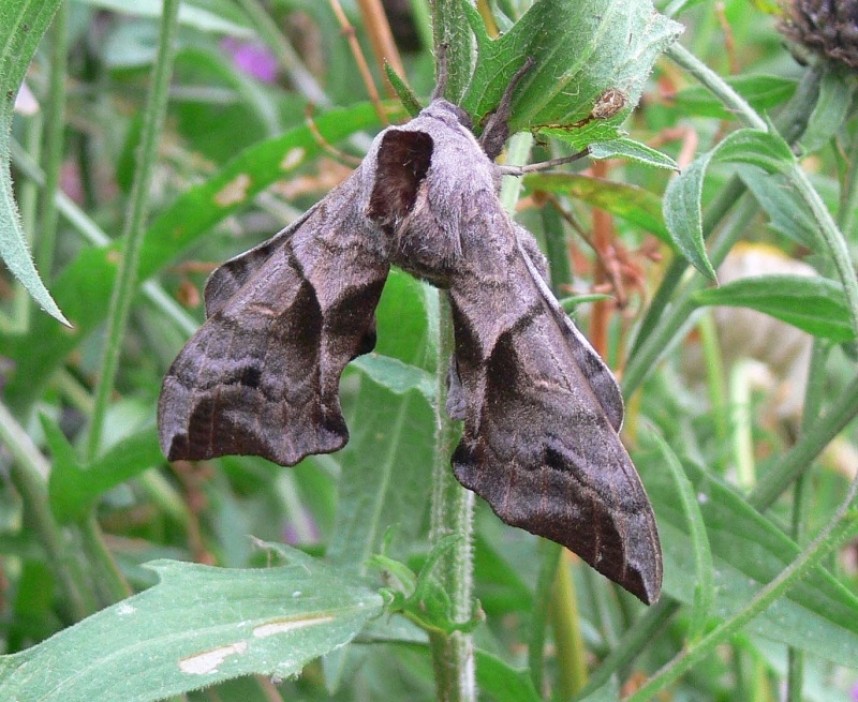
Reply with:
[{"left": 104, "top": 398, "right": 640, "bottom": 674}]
[
  {"left": 366, "top": 129, "right": 434, "bottom": 231},
  {"left": 422, "top": 98, "right": 474, "bottom": 132}
]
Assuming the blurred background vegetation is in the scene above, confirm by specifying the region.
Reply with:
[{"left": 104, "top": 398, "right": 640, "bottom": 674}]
[{"left": 1, "top": 0, "right": 858, "bottom": 700}]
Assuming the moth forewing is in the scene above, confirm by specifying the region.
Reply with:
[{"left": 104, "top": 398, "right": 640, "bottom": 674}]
[{"left": 158, "top": 168, "right": 389, "bottom": 467}]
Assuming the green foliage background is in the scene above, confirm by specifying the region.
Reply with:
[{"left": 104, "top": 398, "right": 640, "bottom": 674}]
[{"left": 1, "top": 1, "right": 857, "bottom": 701}]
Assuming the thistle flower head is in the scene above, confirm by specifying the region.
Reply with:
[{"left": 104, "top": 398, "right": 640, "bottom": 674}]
[{"left": 781, "top": 0, "right": 858, "bottom": 69}]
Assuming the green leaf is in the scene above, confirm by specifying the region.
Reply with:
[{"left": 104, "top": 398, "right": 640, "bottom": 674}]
[
  {"left": 576, "top": 679, "right": 621, "bottom": 702},
  {"left": 475, "top": 650, "right": 542, "bottom": 702},
  {"left": 327, "top": 272, "right": 437, "bottom": 569},
  {"left": 0, "top": 0, "right": 68, "bottom": 324},
  {"left": 672, "top": 74, "right": 797, "bottom": 119},
  {"left": 692, "top": 274, "right": 855, "bottom": 342},
  {"left": 737, "top": 166, "right": 819, "bottom": 250},
  {"left": 350, "top": 353, "right": 435, "bottom": 401},
  {"left": 648, "top": 433, "right": 713, "bottom": 643},
  {"left": 711, "top": 129, "right": 796, "bottom": 173},
  {"left": 0, "top": 559, "right": 383, "bottom": 701},
  {"left": 0, "top": 101, "right": 402, "bottom": 411},
  {"left": 458, "top": 0, "right": 682, "bottom": 134},
  {"left": 384, "top": 63, "right": 423, "bottom": 117},
  {"left": 42, "top": 415, "right": 163, "bottom": 524},
  {"left": 663, "top": 129, "right": 796, "bottom": 279},
  {"left": 800, "top": 68, "right": 856, "bottom": 154},
  {"left": 641, "top": 454, "right": 858, "bottom": 666},
  {"left": 588, "top": 137, "right": 678, "bottom": 170},
  {"left": 558, "top": 293, "right": 614, "bottom": 311},
  {"left": 524, "top": 172, "right": 672, "bottom": 248},
  {"left": 538, "top": 122, "right": 626, "bottom": 152},
  {"left": 73, "top": 0, "right": 253, "bottom": 37}
]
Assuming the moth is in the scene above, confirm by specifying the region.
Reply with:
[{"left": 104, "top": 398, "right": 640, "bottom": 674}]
[{"left": 158, "top": 66, "right": 663, "bottom": 604}]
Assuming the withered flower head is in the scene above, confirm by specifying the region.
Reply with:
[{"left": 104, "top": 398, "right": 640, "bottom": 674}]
[{"left": 781, "top": 0, "right": 858, "bottom": 69}]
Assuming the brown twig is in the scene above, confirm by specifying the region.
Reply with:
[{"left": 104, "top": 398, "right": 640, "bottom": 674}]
[
  {"left": 542, "top": 192, "right": 628, "bottom": 309},
  {"left": 356, "top": 0, "right": 405, "bottom": 96},
  {"left": 715, "top": 1, "right": 739, "bottom": 75},
  {"left": 328, "top": 0, "right": 388, "bottom": 125},
  {"left": 304, "top": 104, "right": 364, "bottom": 167}
]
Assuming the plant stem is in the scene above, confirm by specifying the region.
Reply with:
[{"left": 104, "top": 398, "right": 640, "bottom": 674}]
[
  {"left": 751, "top": 371, "right": 858, "bottom": 509},
  {"left": 499, "top": 132, "right": 532, "bottom": 213},
  {"left": 430, "top": 0, "right": 476, "bottom": 102},
  {"left": 14, "top": 110, "right": 42, "bottom": 332},
  {"left": 697, "top": 312, "right": 728, "bottom": 443},
  {"left": 551, "top": 554, "right": 588, "bottom": 697},
  {"left": 0, "top": 400, "right": 93, "bottom": 619},
  {"left": 10, "top": 140, "right": 199, "bottom": 337},
  {"left": 666, "top": 44, "right": 766, "bottom": 131},
  {"left": 626, "top": 460, "right": 858, "bottom": 702},
  {"left": 839, "top": 121, "right": 858, "bottom": 239},
  {"left": 786, "top": 471, "right": 807, "bottom": 702},
  {"left": 428, "top": 294, "right": 476, "bottom": 702},
  {"left": 785, "top": 333, "right": 829, "bottom": 700},
  {"left": 235, "top": 0, "right": 330, "bottom": 105},
  {"left": 81, "top": 512, "right": 132, "bottom": 603},
  {"left": 87, "top": 0, "right": 181, "bottom": 460},
  {"left": 528, "top": 540, "right": 561, "bottom": 693},
  {"left": 36, "top": 0, "right": 68, "bottom": 282}
]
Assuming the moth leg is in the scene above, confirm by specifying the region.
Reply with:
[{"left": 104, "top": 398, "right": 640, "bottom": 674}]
[
  {"left": 446, "top": 357, "right": 467, "bottom": 420},
  {"left": 479, "top": 56, "right": 535, "bottom": 160}
]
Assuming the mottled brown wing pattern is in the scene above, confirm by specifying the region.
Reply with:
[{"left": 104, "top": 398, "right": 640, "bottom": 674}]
[
  {"left": 158, "top": 94, "right": 662, "bottom": 603},
  {"left": 445, "top": 194, "right": 662, "bottom": 604},
  {"left": 158, "top": 173, "right": 389, "bottom": 467}
]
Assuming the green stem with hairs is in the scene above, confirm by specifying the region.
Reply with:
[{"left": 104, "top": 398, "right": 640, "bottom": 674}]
[
  {"left": 36, "top": 1, "right": 68, "bottom": 282},
  {"left": 428, "top": 294, "right": 476, "bottom": 702},
  {"left": 87, "top": 0, "right": 181, "bottom": 460},
  {"left": 626, "top": 466, "right": 858, "bottom": 702},
  {"left": 430, "top": 0, "right": 476, "bottom": 102},
  {"left": 82, "top": 0, "right": 182, "bottom": 603},
  {"left": 630, "top": 66, "right": 822, "bottom": 360}
]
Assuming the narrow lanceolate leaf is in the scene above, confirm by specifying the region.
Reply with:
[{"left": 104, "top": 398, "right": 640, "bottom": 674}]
[
  {"left": 640, "top": 454, "right": 858, "bottom": 666},
  {"left": 42, "top": 414, "right": 162, "bottom": 523},
  {"left": 672, "top": 74, "right": 797, "bottom": 119},
  {"left": 525, "top": 172, "right": 672, "bottom": 248},
  {"left": 0, "top": 101, "right": 399, "bottom": 412},
  {"left": 0, "top": 0, "right": 68, "bottom": 324},
  {"left": 692, "top": 274, "right": 855, "bottom": 342},
  {"left": 0, "top": 559, "right": 384, "bottom": 702},
  {"left": 649, "top": 434, "right": 713, "bottom": 643},
  {"left": 800, "top": 69, "right": 856, "bottom": 154},
  {"left": 588, "top": 137, "right": 678, "bottom": 170},
  {"left": 663, "top": 129, "right": 796, "bottom": 279}
]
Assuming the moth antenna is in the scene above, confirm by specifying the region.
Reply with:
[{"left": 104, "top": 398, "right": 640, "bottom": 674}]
[
  {"left": 480, "top": 56, "right": 536, "bottom": 160},
  {"left": 497, "top": 148, "right": 590, "bottom": 176},
  {"left": 432, "top": 43, "right": 450, "bottom": 100}
]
